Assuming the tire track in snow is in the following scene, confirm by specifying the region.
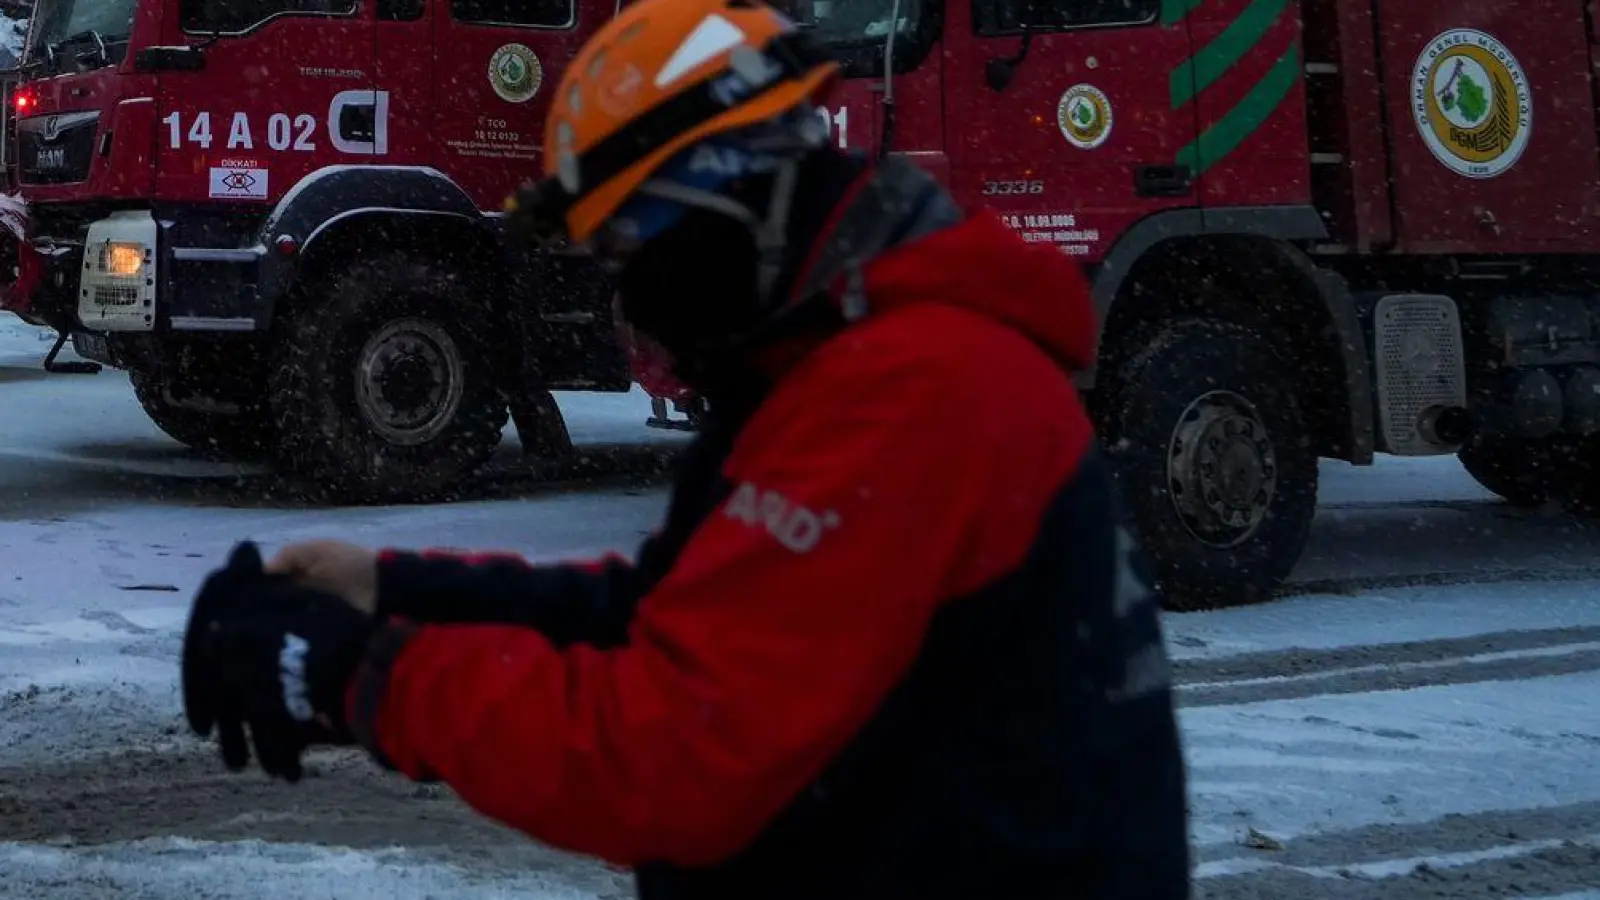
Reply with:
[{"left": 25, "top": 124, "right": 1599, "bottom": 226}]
[
  {"left": 1175, "top": 626, "right": 1600, "bottom": 706},
  {"left": 1196, "top": 802, "right": 1600, "bottom": 900},
  {"left": 1285, "top": 567, "right": 1600, "bottom": 597}
]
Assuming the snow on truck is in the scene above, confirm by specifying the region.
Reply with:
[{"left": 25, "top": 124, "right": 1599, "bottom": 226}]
[{"left": 2, "top": 0, "right": 1596, "bottom": 607}]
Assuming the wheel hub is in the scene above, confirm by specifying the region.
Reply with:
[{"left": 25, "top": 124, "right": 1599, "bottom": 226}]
[
  {"left": 355, "top": 318, "right": 465, "bottom": 446},
  {"left": 1167, "top": 390, "right": 1278, "bottom": 548}
]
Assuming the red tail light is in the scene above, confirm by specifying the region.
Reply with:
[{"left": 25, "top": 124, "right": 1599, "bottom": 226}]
[{"left": 14, "top": 93, "right": 33, "bottom": 113}]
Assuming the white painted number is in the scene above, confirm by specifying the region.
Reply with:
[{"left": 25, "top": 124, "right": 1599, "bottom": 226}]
[
  {"left": 293, "top": 114, "right": 316, "bottom": 151},
  {"left": 187, "top": 111, "right": 212, "bottom": 149},
  {"left": 815, "top": 105, "right": 849, "bottom": 150},
  {"left": 267, "top": 113, "right": 292, "bottom": 151},
  {"left": 161, "top": 93, "right": 386, "bottom": 156},
  {"left": 982, "top": 180, "right": 1045, "bottom": 196}
]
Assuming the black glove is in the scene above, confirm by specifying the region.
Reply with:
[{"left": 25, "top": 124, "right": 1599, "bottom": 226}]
[{"left": 182, "top": 540, "right": 377, "bottom": 783}]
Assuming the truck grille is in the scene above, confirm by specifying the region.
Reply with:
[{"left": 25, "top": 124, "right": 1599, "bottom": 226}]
[
  {"left": 16, "top": 111, "right": 101, "bottom": 185},
  {"left": 91, "top": 284, "right": 139, "bottom": 307}
]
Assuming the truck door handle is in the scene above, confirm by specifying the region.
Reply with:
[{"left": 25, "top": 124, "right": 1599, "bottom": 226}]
[
  {"left": 1135, "top": 164, "right": 1193, "bottom": 197},
  {"left": 338, "top": 103, "right": 377, "bottom": 143}
]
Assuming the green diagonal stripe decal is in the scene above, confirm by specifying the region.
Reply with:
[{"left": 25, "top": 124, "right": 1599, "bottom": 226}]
[
  {"left": 1161, "top": 0, "right": 1205, "bottom": 25},
  {"left": 1176, "top": 43, "right": 1301, "bottom": 175},
  {"left": 1170, "top": 0, "right": 1290, "bottom": 109}
]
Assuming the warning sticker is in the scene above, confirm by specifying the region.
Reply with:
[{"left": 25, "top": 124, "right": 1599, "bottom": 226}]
[{"left": 209, "top": 159, "right": 268, "bottom": 199}]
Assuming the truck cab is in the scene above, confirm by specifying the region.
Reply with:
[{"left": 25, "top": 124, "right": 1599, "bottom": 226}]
[{"left": 6, "top": 0, "right": 633, "bottom": 499}]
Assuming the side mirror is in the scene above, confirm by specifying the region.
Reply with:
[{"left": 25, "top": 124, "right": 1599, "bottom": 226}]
[
  {"left": 985, "top": 56, "right": 1018, "bottom": 91},
  {"left": 984, "top": 26, "right": 1034, "bottom": 92}
]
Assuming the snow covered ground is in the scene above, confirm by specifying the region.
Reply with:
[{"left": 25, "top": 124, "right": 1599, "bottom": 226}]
[{"left": 3, "top": 314, "right": 1600, "bottom": 898}]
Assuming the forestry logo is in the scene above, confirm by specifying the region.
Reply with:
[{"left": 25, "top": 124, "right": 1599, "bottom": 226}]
[
  {"left": 489, "top": 43, "right": 544, "bottom": 104},
  {"left": 1412, "top": 29, "right": 1531, "bottom": 179},
  {"left": 1057, "top": 84, "right": 1114, "bottom": 150}
]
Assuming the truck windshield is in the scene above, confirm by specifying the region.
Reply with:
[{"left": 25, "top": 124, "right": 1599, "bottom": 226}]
[
  {"left": 23, "top": 0, "right": 136, "bottom": 68},
  {"left": 777, "top": 0, "right": 919, "bottom": 49}
]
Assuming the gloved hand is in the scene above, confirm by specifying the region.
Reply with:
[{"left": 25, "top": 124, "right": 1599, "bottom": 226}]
[{"left": 181, "top": 540, "right": 377, "bottom": 783}]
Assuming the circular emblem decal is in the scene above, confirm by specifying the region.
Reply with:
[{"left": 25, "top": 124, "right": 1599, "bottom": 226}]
[
  {"left": 1411, "top": 29, "right": 1532, "bottom": 179},
  {"left": 489, "top": 43, "right": 544, "bottom": 104},
  {"left": 1057, "top": 84, "right": 1113, "bottom": 150}
]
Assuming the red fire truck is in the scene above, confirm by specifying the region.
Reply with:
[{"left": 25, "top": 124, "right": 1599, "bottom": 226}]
[
  {"left": 3, "top": 0, "right": 639, "bottom": 500},
  {"left": 7, "top": 0, "right": 1597, "bottom": 606},
  {"left": 747, "top": 0, "right": 1600, "bottom": 610},
  {"left": 764, "top": 0, "right": 1600, "bottom": 608}
]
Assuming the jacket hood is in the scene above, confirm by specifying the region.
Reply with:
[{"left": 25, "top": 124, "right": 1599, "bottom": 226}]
[{"left": 854, "top": 210, "right": 1098, "bottom": 373}]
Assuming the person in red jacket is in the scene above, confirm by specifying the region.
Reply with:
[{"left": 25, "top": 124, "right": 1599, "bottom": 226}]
[{"left": 179, "top": 1, "right": 1191, "bottom": 897}]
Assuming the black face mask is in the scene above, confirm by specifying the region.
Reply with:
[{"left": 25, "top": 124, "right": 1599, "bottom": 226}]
[
  {"left": 615, "top": 204, "right": 765, "bottom": 377},
  {"left": 613, "top": 150, "right": 869, "bottom": 396}
]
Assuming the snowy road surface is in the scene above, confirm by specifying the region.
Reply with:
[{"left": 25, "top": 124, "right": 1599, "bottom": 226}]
[{"left": 4, "top": 317, "right": 1600, "bottom": 899}]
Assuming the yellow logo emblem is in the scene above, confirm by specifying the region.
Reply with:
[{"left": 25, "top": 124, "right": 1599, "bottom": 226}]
[
  {"left": 489, "top": 43, "right": 544, "bottom": 104},
  {"left": 1057, "top": 84, "right": 1114, "bottom": 150},
  {"left": 1412, "top": 29, "right": 1531, "bottom": 179}
]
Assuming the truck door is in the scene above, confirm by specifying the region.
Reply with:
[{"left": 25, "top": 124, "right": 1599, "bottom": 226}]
[
  {"left": 943, "top": 0, "right": 1192, "bottom": 260},
  {"left": 420, "top": 0, "right": 628, "bottom": 393},
  {"left": 155, "top": 0, "right": 377, "bottom": 206},
  {"left": 430, "top": 0, "right": 606, "bottom": 210},
  {"left": 778, "top": 0, "right": 944, "bottom": 177},
  {"left": 373, "top": 0, "right": 433, "bottom": 166}
]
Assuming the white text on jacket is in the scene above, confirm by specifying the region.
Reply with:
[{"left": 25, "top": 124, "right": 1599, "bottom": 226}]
[{"left": 724, "top": 482, "right": 841, "bottom": 554}]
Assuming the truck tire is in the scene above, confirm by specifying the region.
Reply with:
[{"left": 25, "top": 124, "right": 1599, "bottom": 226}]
[
  {"left": 130, "top": 372, "right": 275, "bottom": 461},
  {"left": 1457, "top": 437, "right": 1562, "bottom": 507},
  {"left": 269, "top": 255, "right": 509, "bottom": 502},
  {"left": 1109, "top": 318, "right": 1318, "bottom": 610}
]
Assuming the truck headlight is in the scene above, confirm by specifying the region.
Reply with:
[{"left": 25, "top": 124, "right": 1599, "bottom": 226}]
[
  {"left": 97, "top": 241, "right": 146, "bottom": 278},
  {"left": 79, "top": 210, "right": 159, "bottom": 332}
]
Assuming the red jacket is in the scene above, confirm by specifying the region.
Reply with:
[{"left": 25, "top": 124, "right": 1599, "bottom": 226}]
[{"left": 345, "top": 204, "right": 1186, "bottom": 898}]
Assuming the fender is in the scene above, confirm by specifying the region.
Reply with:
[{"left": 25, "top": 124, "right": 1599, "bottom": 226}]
[
  {"left": 1086, "top": 205, "right": 1329, "bottom": 318},
  {"left": 1084, "top": 205, "right": 1374, "bottom": 464},
  {"left": 255, "top": 165, "right": 490, "bottom": 309}
]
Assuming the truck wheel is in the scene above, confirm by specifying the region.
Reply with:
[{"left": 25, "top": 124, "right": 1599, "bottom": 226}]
[
  {"left": 130, "top": 372, "right": 275, "bottom": 461},
  {"left": 269, "top": 256, "right": 509, "bottom": 501},
  {"left": 1110, "top": 318, "right": 1318, "bottom": 610},
  {"left": 1457, "top": 438, "right": 1560, "bottom": 507}
]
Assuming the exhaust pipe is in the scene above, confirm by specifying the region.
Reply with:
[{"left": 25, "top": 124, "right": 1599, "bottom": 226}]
[{"left": 1418, "top": 404, "right": 1473, "bottom": 446}]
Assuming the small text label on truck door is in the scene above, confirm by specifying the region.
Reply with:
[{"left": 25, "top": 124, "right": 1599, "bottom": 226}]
[
  {"left": 210, "top": 159, "right": 268, "bottom": 199},
  {"left": 161, "top": 91, "right": 391, "bottom": 157},
  {"left": 1001, "top": 213, "right": 1101, "bottom": 257}
]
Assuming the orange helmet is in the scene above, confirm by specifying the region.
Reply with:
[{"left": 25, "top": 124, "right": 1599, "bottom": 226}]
[{"left": 518, "top": 0, "right": 840, "bottom": 247}]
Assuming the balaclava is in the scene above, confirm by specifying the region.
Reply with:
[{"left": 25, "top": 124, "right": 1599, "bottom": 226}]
[{"left": 609, "top": 123, "right": 870, "bottom": 399}]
